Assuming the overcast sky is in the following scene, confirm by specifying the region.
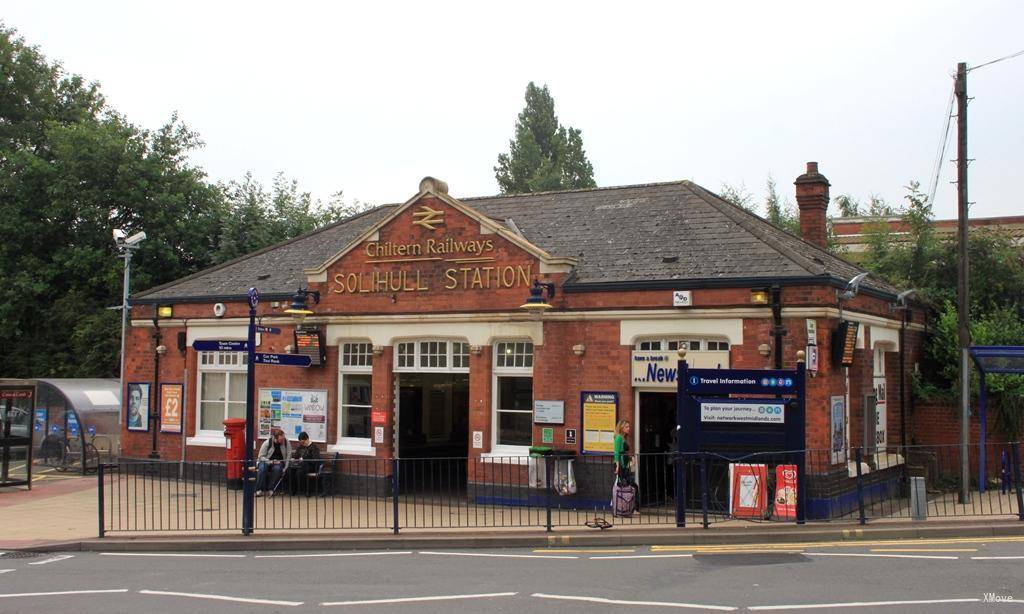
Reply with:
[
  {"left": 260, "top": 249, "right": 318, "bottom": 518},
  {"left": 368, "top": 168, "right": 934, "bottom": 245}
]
[{"left": 6, "top": 1, "right": 1023, "bottom": 219}]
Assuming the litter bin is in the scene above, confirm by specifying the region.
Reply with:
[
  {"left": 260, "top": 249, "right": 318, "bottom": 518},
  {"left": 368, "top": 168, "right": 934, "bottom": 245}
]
[
  {"left": 223, "top": 418, "right": 246, "bottom": 490},
  {"left": 528, "top": 446, "right": 552, "bottom": 489}
]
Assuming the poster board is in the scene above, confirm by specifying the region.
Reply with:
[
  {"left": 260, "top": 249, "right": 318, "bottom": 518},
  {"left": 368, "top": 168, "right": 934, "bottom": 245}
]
[
  {"left": 729, "top": 463, "right": 768, "bottom": 519},
  {"left": 830, "top": 395, "right": 846, "bottom": 465},
  {"left": 294, "top": 329, "right": 326, "bottom": 367},
  {"left": 533, "top": 400, "right": 564, "bottom": 424},
  {"left": 581, "top": 391, "right": 617, "bottom": 454},
  {"left": 126, "top": 382, "right": 150, "bottom": 432},
  {"left": 160, "top": 383, "right": 183, "bottom": 434},
  {"left": 774, "top": 464, "right": 798, "bottom": 520},
  {"left": 258, "top": 388, "right": 328, "bottom": 442}
]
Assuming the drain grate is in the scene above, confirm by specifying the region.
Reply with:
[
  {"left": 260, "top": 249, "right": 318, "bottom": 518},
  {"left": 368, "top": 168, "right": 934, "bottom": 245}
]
[{"left": 0, "top": 551, "right": 41, "bottom": 559}]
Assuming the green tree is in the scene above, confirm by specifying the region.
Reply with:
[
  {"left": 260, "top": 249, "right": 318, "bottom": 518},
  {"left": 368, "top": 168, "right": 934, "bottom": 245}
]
[
  {"left": 858, "top": 180, "right": 1024, "bottom": 438},
  {"left": 494, "top": 82, "right": 596, "bottom": 194},
  {"left": 718, "top": 182, "right": 757, "bottom": 213},
  {"left": 764, "top": 175, "right": 801, "bottom": 235},
  {"left": 0, "top": 25, "right": 358, "bottom": 378},
  {"left": 214, "top": 172, "right": 369, "bottom": 264}
]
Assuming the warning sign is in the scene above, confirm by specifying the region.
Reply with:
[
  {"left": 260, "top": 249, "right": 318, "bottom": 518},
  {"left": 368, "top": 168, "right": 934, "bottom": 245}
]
[{"left": 581, "top": 391, "right": 617, "bottom": 454}]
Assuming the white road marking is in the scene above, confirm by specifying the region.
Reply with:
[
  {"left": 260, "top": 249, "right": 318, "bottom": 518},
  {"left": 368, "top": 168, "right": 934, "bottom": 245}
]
[
  {"left": 254, "top": 551, "right": 412, "bottom": 558},
  {"left": 805, "top": 552, "right": 958, "bottom": 560},
  {"left": 138, "top": 589, "right": 302, "bottom": 606},
  {"left": 29, "top": 555, "right": 74, "bottom": 566},
  {"left": 590, "top": 554, "right": 696, "bottom": 560},
  {"left": 322, "top": 592, "right": 517, "bottom": 606},
  {"left": 748, "top": 597, "right": 980, "bottom": 610},
  {"left": 0, "top": 570, "right": 14, "bottom": 575},
  {"left": 0, "top": 589, "right": 129, "bottom": 599},
  {"left": 419, "top": 550, "right": 578, "bottom": 560},
  {"left": 100, "top": 552, "right": 246, "bottom": 558},
  {"left": 532, "top": 592, "right": 737, "bottom": 611},
  {"left": 972, "top": 556, "right": 1024, "bottom": 560}
]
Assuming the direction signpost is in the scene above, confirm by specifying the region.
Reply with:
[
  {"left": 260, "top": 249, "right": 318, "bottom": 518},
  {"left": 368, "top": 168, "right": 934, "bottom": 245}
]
[
  {"left": 192, "top": 340, "right": 247, "bottom": 352},
  {"left": 253, "top": 353, "right": 311, "bottom": 367},
  {"left": 239, "top": 288, "right": 311, "bottom": 536}
]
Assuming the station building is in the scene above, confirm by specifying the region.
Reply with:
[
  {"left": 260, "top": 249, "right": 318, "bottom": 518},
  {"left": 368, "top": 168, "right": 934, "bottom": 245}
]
[{"left": 121, "top": 163, "right": 924, "bottom": 502}]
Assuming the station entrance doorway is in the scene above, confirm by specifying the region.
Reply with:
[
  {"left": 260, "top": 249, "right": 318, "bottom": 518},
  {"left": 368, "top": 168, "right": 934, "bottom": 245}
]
[
  {"left": 637, "top": 391, "right": 676, "bottom": 507},
  {"left": 396, "top": 373, "right": 469, "bottom": 459}
]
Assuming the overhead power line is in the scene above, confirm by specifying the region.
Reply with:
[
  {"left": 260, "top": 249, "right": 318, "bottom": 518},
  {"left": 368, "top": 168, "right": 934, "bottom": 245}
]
[
  {"left": 968, "top": 49, "right": 1024, "bottom": 71},
  {"left": 927, "top": 81, "right": 956, "bottom": 206}
]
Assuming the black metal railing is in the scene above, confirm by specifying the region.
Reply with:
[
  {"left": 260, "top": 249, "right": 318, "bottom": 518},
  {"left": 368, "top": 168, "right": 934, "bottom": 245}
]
[{"left": 98, "top": 443, "right": 1024, "bottom": 536}]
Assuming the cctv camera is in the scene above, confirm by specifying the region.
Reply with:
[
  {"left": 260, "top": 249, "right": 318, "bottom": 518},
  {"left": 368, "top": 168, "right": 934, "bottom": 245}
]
[
  {"left": 124, "top": 231, "right": 147, "bottom": 246},
  {"left": 839, "top": 272, "right": 869, "bottom": 301},
  {"left": 113, "top": 228, "right": 126, "bottom": 242},
  {"left": 896, "top": 288, "right": 916, "bottom": 307}
]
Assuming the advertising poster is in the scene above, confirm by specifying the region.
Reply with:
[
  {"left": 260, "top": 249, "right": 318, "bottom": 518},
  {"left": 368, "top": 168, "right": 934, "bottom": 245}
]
[
  {"left": 830, "top": 395, "right": 846, "bottom": 465},
  {"left": 160, "top": 383, "right": 183, "bottom": 434},
  {"left": 774, "top": 464, "right": 798, "bottom": 520},
  {"left": 126, "top": 382, "right": 150, "bottom": 432},
  {"left": 581, "top": 391, "right": 617, "bottom": 454},
  {"left": 258, "top": 388, "right": 328, "bottom": 442},
  {"left": 34, "top": 408, "right": 47, "bottom": 434},
  {"left": 729, "top": 463, "right": 768, "bottom": 519}
]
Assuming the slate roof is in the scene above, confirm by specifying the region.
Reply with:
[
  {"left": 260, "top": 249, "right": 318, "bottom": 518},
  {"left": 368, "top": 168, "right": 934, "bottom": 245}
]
[{"left": 133, "top": 180, "right": 900, "bottom": 302}]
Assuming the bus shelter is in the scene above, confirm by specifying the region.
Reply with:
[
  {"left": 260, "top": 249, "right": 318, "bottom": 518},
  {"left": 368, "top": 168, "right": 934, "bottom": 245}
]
[
  {"left": 0, "top": 378, "right": 121, "bottom": 476},
  {"left": 0, "top": 381, "right": 35, "bottom": 489},
  {"left": 969, "top": 346, "right": 1024, "bottom": 494}
]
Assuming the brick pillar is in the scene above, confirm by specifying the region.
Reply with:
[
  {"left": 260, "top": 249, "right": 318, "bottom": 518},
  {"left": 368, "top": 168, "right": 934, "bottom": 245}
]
[
  {"left": 371, "top": 346, "right": 395, "bottom": 458},
  {"left": 468, "top": 345, "right": 492, "bottom": 459},
  {"left": 794, "top": 161, "right": 830, "bottom": 250}
]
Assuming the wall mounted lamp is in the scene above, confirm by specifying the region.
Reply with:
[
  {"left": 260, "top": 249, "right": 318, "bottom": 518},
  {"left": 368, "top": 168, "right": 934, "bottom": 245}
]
[
  {"left": 750, "top": 288, "right": 770, "bottom": 305},
  {"left": 758, "top": 343, "right": 772, "bottom": 357},
  {"left": 156, "top": 305, "right": 173, "bottom": 319},
  {"left": 520, "top": 279, "right": 556, "bottom": 318},
  {"left": 284, "top": 287, "right": 321, "bottom": 324},
  {"left": 572, "top": 344, "right": 586, "bottom": 357}
]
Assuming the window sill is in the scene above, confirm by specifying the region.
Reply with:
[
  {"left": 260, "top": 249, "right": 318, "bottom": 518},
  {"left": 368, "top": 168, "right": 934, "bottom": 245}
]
[
  {"left": 187, "top": 434, "right": 227, "bottom": 448},
  {"left": 327, "top": 444, "right": 377, "bottom": 457},
  {"left": 481, "top": 448, "right": 531, "bottom": 464}
]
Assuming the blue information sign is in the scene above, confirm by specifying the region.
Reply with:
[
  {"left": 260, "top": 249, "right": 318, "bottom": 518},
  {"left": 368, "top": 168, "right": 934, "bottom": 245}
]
[
  {"left": 685, "top": 368, "right": 796, "bottom": 395},
  {"left": 255, "top": 326, "right": 281, "bottom": 334},
  {"left": 253, "top": 352, "right": 311, "bottom": 367},
  {"left": 192, "top": 340, "right": 248, "bottom": 352}
]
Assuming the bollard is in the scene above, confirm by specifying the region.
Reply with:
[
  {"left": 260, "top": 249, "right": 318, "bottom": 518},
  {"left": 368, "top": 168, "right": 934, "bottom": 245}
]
[
  {"left": 855, "top": 448, "right": 866, "bottom": 525},
  {"left": 910, "top": 476, "right": 928, "bottom": 520}
]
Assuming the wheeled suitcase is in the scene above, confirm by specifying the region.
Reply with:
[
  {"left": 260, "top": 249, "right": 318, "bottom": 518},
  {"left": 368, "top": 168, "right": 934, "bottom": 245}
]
[{"left": 612, "top": 481, "right": 637, "bottom": 517}]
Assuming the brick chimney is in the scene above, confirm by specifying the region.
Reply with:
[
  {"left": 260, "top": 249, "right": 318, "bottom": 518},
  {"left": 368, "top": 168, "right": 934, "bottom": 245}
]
[{"left": 794, "top": 161, "right": 830, "bottom": 249}]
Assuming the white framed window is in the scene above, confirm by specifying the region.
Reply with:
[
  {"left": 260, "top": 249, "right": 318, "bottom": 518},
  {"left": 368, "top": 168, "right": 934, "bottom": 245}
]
[
  {"left": 393, "top": 340, "right": 470, "bottom": 373},
  {"left": 337, "top": 341, "right": 373, "bottom": 450},
  {"left": 635, "top": 338, "right": 729, "bottom": 352},
  {"left": 492, "top": 340, "right": 534, "bottom": 453},
  {"left": 706, "top": 340, "right": 730, "bottom": 352},
  {"left": 197, "top": 351, "right": 248, "bottom": 436}
]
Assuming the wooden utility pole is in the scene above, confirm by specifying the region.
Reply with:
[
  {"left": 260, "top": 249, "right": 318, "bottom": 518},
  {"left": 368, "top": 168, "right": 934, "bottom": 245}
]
[{"left": 956, "top": 61, "right": 971, "bottom": 504}]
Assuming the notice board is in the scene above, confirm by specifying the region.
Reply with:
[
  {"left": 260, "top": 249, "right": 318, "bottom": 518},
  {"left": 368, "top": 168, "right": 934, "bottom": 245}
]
[
  {"left": 258, "top": 388, "right": 328, "bottom": 442},
  {"left": 581, "top": 391, "right": 617, "bottom": 454}
]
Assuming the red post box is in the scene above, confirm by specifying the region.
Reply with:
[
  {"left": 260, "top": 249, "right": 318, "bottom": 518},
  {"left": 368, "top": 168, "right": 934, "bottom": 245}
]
[{"left": 223, "top": 417, "right": 246, "bottom": 490}]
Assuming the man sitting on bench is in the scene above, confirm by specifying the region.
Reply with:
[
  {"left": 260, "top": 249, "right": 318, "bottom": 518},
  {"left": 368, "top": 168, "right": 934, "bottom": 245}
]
[
  {"left": 286, "top": 431, "right": 321, "bottom": 495},
  {"left": 255, "top": 428, "right": 290, "bottom": 496}
]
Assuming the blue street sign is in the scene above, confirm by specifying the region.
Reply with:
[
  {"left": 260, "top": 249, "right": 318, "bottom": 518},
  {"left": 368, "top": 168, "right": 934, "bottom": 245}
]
[
  {"left": 255, "top": 325, "right": 281, "bottom": 334},
  {"left": 253, "top": 352, "right": 311, "bottom": 367},
  {"left": 192, "top": 340, "right": 248, "bottom": 352},
  {"left": 685, "top": 368, "right": 797, "bottom": 395}
]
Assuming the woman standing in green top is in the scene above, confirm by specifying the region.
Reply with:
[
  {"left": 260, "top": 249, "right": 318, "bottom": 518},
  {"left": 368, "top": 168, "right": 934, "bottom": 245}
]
[{"left": 613, "top": 419, "right": 639, "bottom": 514}]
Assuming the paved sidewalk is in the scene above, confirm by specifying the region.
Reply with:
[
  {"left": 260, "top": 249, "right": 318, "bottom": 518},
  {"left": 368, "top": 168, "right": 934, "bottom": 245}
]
[
  {"left": 5, "top": 473, "right": 1024, "bottom": 553},
  {"left": 0, "top": 471, "right": 98, "bottom": 549}
]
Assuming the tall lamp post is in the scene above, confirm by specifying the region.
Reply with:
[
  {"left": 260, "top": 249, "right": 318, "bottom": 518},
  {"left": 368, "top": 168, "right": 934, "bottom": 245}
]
[{"left": 114, "top": 229, "right": 146, "bottom": 435}]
